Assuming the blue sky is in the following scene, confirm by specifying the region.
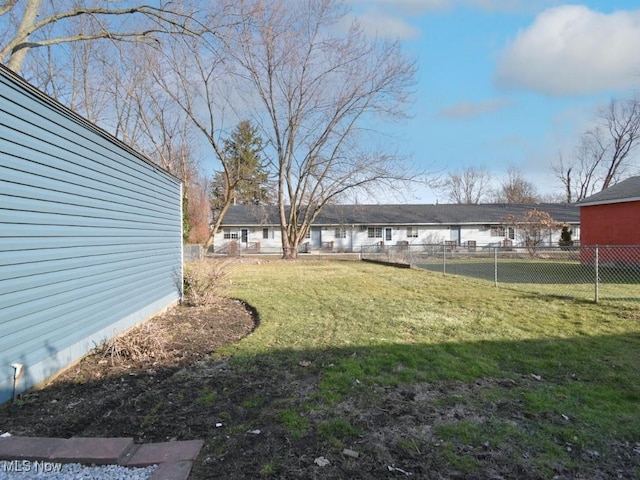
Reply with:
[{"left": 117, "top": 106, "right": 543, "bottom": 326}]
[{"left": 346, "top": 0, "right": 640, "bottom": 203}]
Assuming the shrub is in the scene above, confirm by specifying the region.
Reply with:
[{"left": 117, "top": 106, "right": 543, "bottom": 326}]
[
  {"left": 182, "top": 260, "right": 229, "bottom": 306},
  {"left": 98, "top": 321, "right": 168, "bottom": 366},
  {"left": 559, "top": 225, "right": 574, "bottom": 249}
]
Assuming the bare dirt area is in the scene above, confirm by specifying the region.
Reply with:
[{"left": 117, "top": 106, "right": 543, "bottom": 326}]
[
  {"left": 2, "top": 298, "right": 638, "bottom": 479},
  {"left": 0, "top": 298, "right": 256, "bottom": 448}
]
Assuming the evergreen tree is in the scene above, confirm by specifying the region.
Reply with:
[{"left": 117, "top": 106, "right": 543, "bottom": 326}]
[
  {"left": 210, "top": 121, "right": 272, "bottom": 221},
  {"left": 559, "top": 225, "right": 574, "bottom": 249}
]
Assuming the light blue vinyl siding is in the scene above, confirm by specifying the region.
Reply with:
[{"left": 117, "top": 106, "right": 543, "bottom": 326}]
[{"left": 0, "top": 67, "right": 182, "bottom": 404}]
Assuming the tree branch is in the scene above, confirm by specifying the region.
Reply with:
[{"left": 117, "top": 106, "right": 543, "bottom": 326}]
[{"left": 2, "top": 2, "right": 207, "bottom": 72}]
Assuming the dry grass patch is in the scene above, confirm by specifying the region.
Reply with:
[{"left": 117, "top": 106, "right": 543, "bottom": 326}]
[{"left": 97, "top": 321, "right": 169, "bottom": 366}]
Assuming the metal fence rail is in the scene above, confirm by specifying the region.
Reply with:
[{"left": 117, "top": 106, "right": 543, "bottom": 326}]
[{"left": 361, "top": 244, "right": 640, "bottom": 303}]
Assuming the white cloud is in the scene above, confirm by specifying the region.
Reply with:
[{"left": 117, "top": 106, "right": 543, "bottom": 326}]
[
  {"left": 438, "top": 98, "right": 512, "bottom": 119},
  {"left": 496, "top": 5, "right": 640, "bottom": 96}
]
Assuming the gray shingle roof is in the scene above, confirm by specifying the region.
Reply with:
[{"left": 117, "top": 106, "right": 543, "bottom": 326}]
[
  {"left": 220, "top": 203, "right": 580, "bottom": 226},
  {"left": 577, "top": 176, "right": 640, "bottom": 206}
]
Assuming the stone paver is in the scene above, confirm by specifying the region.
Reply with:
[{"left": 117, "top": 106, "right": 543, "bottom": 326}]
[
  {"left": 0, "top": 437, "right": 63, "bottom": 461},
  {"left": 126, "top": 440, "right": 204, "bottom": 467},
  {"left": 50, "top": 437, "right": 135, "bottom": 464}
]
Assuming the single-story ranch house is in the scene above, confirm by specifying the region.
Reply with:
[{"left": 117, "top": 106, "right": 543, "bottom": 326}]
[{"left": 213, "top": 203, "right": 580, "bottom": 254}]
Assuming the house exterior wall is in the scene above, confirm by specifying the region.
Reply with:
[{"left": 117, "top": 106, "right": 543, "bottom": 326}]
[
  {"left": 0, "top": 68, "right": 183, "bottom": 404},
  {"left": 579, "top": 201, "right": 640, "bottom": 265},
  {"left": 580, "top": 201, "right": 640, "bottom": 245},
  {"left": 214, "top": 223, "right": 578, "bottom": 253}
]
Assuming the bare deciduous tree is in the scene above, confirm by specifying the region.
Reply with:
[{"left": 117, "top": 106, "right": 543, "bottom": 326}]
[
  {"left": 186, "top": 173, "right": 212, "bottom": 244},
  {"left": 124, "top": 45, "right": 214, "bottom": 242},
  {"left": 600, "top": 96, "right": 640, "bottom": 189},
  {"left": 553, "top": 130, "right": 604, "bottom": 203},
  {"left": 492, "top": 166, "right": 539, "bottom": 204},
  {"left": 0, "top": 0, "right": 202, "bottom": 74},
  {"left": 436, "top": 166, "right": 491, "bottom": 204},
  {"left": 553, "top": 152, "right": 574, "bottom": 204},
  {"left": 503, "top": 209, "right": 561, "bottom": 256},
  {"left": 553, "top": 96, "right": 640, "bottom": 201},
  {"left": 146, "top": 28, "right": 248, "bottom": 248},
  {"left": 223, "top": 0, "right": 417, "bottom": 258}
]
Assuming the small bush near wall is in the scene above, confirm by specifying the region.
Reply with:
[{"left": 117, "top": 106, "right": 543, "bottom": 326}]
[{"left": 183, "top": 260, "right": 230, "bottom": 306}]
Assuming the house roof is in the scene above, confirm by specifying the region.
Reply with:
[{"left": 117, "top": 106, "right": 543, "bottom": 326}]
[
  {"left": 220, "top": 203, "right": 580, "bottom": 227},
  {"left": 577, "top": 176, "right": 640, "bottom": 207}
]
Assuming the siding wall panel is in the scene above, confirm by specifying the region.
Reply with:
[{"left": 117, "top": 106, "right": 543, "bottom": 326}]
[
  {"left": 0, "top": 118, "right": 174, "bottom": 185},
  {"left": 0, "top": 236, "right": 174, "bottom": 251},
  {"left": 1, "top": 157, "right": 176, "bottom": 215},
  {"left": 0, "top": 66, "right": 182, "bottom": 404},
  {"left": 0, "top": 95, "right": 177, "bottom": 193},
  {"left": 1, "top": 194, "right": 175, "bottom": 224},
  {"left": 5, "top": 272, "right": 177, "bottom": 357},
  {"left": 4, "top": 244, "right": 177, "bottom": 271},
  {"left": 1, "top": 249, "right": 178, "bottom": 304},
  {"left": 0, "top": 243, "right": 177, "bottom": 278},
  {"left": 1, "top": 255, "right": 179, "bottom": 316}
]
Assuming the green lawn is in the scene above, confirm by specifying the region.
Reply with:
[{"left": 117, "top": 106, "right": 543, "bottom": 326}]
[
  {"left": 416, "top": 257, "right": 640, "bottom": 302},
  {"left": 203, "top": 260, "right": 640, "bottom": 478}
]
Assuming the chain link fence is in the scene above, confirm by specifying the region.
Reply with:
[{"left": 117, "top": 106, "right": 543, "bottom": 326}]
[
  {"left": 361, "top": 244, "right": 640, "bottom": 303},
  {"left": 183, "top": 244, "right": 204, "bottom": 262}
]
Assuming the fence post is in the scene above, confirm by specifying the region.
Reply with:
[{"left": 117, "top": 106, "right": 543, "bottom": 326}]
[
  {"left": 443, "top": 243, "right": 446, "bottom": 275},
  {"left": 494, "top": 247, "right": 498, "bottom": 287},
  {"left": 594, "top": 245, "right": 599, "bottom": 303}
]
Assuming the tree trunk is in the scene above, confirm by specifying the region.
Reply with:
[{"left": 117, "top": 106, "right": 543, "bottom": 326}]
[
  {"left": 280, "top": 224, "right": 298, "bottom": 259},
  {"left": 5, "top": 0, "right": 41, "bottom": 73},
  {"left": 204, "top": 198, "right": 233, "bottom": 251}
]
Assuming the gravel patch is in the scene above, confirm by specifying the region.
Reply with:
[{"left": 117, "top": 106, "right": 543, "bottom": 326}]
[{"left": 0, "top": 462, "right": 157, "bottom": 480}]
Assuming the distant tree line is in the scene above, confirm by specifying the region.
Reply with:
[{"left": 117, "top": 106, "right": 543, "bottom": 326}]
[
  {"left": 436, "top": 95, "right": 640, "bottom": 206},
  {"left": 435, "top": 166, "right": 546, "bottom": 205}
]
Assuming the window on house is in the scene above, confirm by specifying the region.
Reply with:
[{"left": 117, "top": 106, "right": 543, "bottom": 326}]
[
  {"left": 335, "top": 227, "right": 347, "bottom": 239},
  {"left": 491, "top": 226, "right": 505, "bottom": 237},
  {"left": 490, "top": 226, "right": 515, "bottom": 240},
  {"left": 263, "top": 228, "right": 269, "bottom": 239},
  {"left": 223, "top": 229, "right": 239, "bottom": 240},
  {"left": 367, "top": 227, "right": 383, "bottom": 238},
  {"left": 407, "top": 227, "right": 418, "bottom": 238},
  {"left": 306, "top": 229, "right": 311, "bottom": 239}
]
